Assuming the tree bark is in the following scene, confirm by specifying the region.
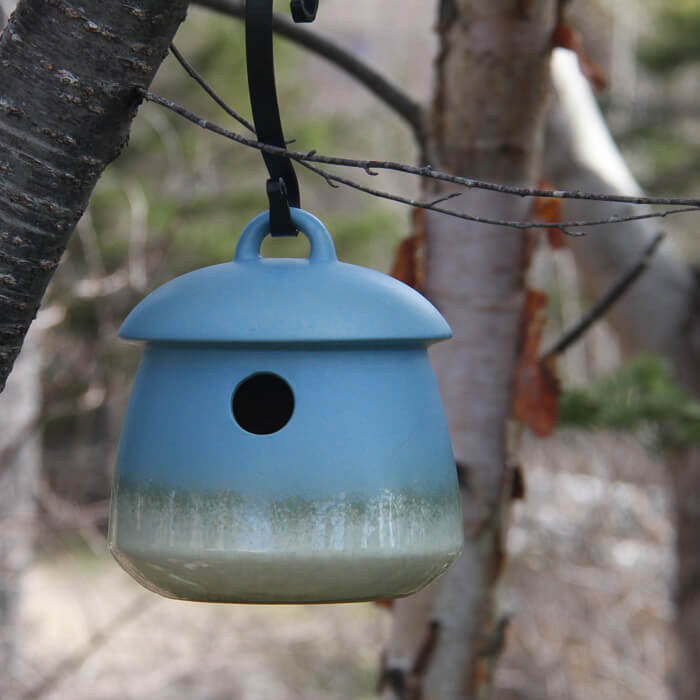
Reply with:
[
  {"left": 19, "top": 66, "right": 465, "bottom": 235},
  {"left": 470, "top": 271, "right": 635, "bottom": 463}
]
[
  {"left": 544, "top": 48, "right": 700, "bottom": 700},
  {"left": 0, "top": 0, "right": 190, "bottom": 392},
  {"left": 0, "top": 1, "right": 188, "bottom": 694},
  {"left": 380, "top": 2, "right": 557, "bottom": 698}
]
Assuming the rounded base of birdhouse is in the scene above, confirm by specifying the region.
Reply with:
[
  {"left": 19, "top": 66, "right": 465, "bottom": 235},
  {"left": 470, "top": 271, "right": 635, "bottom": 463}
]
[
  {"left": 110, "top": 545, "right": 461, "bottom": 604},
  {"left": 109, "top": 467, "right": 464, "bottom": 603}
]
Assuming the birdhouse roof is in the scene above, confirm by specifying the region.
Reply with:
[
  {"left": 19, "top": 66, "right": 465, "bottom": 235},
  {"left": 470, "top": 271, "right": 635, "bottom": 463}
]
[{"left": 119, "top": 257, "right": 451, "bottom": 345}]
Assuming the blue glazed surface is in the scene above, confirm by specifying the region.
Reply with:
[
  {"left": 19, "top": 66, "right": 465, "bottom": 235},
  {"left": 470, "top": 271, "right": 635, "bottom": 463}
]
[
  {"left": 119, "top": 209, "right": 451, "bottom": 345},
  {"left": 114, "top": 345, "right": 456, "bottom": 498}
]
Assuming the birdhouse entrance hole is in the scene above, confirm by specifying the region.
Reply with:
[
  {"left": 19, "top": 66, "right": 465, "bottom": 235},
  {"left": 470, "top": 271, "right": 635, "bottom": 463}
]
[{"left": 232, "top": 372, "right": 294, "bottom": 435}]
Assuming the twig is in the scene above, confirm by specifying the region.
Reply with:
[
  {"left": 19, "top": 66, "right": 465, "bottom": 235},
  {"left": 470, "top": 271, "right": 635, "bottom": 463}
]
[
  {"left": 20, "top": 594, "right": 153, "bottom": 700},
  {"left": 169, "top": 42, "right": 256, "bottom": 134},
  {"left": 541, "top": 232, "right": 666, "bottom": 359},
  {"left": 428, "top": 192, "right": 464, "bottom": 206},
  {"left": 299, "top": 160, "right": 699, "bottom": 232},
  {"left": 192, "top": 0, "right": 424, "bottom": 139},
  {"left": 140, "top": 90, "right": 700, "bottom": 207},
  {"left": 140, "top": 89, "right": 700, "bottom": 232},
  {"left": 297, "top": 160, "right": 579, "bottom": 231}
]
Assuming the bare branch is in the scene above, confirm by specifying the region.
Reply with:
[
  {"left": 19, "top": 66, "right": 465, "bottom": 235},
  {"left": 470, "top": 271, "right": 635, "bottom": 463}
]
[
  {"left": 169, "top": 42, "right": 256, "bottom": 134},
  {"left": 191, "top": 0, "right": 425, "bottom": 139},
  {"left": 141, "top": 89, "right": 700, "bottom": 232},
  {"left": 542, "top": 232, "right": 666, "bottom": 359},
  {"left": 298, "top": 160, "right": 581, "bottom": 231},
  {"left": 303, "top": 159, "right": 700, "bottom": 231},
  {"left": 428, "top": 192, "right": 464, "bottom": 206}
]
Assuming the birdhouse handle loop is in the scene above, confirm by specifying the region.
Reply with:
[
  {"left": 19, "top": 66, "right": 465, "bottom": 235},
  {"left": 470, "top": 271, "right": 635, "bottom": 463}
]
[{"left": 234, "top": 208, "right": 338, "bottom": 263}]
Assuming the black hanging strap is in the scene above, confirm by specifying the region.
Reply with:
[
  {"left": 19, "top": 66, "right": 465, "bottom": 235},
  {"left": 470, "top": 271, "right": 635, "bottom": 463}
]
[{"left": 245, "top": 1, "right": 319, "bottom": 236}]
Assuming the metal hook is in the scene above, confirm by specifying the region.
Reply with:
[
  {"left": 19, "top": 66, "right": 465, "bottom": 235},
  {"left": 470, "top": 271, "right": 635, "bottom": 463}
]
[
  {"left": 291, "top": 0, "right": 318, "bottom": 22},
  {"left": 245, "top": 1, "right": 318, "bottom": 236}
]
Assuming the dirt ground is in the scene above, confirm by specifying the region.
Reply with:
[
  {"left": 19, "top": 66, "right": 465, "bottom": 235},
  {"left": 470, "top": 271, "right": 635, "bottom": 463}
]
[
  {"left": 499, "top": 431, "right": 674, "bottom": 700},
  {"left": 18, "top": 558, "right": 387, "bottom": 700},
  {"left": 13, "top": 430, "right": 673, "bottom": 700}
]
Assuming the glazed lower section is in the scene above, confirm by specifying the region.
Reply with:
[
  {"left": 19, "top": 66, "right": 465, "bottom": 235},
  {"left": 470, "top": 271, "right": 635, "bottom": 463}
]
[
  {"left": 111, "top": 547, "right": 460, "bottom": 603},
  {"left": 109, "top": 483, "right": 463, "bottom": 603}
]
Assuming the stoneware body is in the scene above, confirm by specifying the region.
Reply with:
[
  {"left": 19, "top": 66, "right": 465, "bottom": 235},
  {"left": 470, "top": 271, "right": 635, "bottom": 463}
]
[{"left": 109, "top": 208, "right": 463, "bottom": 603}]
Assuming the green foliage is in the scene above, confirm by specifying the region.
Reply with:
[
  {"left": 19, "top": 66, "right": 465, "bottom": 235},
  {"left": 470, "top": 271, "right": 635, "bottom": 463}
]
[
  {"left": 559, "top": 355, "right": 700, "bottom": 449},
  {"left": 330, "top": 208, "right": 404, "bottom": 268},
  {"left": 610, "top": 1, "right": 700, "bottom": 198},
  {"left": 638, "top": 2, "right": 700, "bottom": 73}
]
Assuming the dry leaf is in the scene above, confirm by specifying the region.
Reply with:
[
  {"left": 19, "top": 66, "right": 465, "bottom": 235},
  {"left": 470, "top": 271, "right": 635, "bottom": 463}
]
[
  {"left": 552, "top": 21, "right": 608, "bottom": 91},
  {"left": 390, "top": 208, "right": 426, "bottom": 289},
  {"left": 512, "top": 289, "right": 560, "bottom": 437},
  {"left": 545, "top": 227, "right": 567, "bottom": 251}
]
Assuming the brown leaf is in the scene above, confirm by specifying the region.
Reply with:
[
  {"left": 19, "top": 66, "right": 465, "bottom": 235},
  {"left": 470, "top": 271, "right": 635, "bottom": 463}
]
[
  {"left": 552, "top": 21, "right": 608, "bottom": 91},
  {"left": 390, "top": 208, "right": 425, "bottom": 289},
  {"left": 545, "top": 227, "right": 567, "bottom": 251},
  {"left": 512, "top": 290, "right": 560, "bottom": 437}
]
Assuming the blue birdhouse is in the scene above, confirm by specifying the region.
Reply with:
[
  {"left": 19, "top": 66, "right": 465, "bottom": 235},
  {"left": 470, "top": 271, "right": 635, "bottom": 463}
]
[{"left": 108, "top": 209, "right": 463, "bottom": 603}]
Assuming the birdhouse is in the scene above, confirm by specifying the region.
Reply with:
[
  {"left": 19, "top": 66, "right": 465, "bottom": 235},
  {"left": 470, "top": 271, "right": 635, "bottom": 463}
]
[{"left": 108, "top": 208, "right": 463, "bottom": 604}]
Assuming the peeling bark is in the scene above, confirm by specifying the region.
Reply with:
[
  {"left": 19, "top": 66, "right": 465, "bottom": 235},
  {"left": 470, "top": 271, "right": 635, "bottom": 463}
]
[
  {"left": 382, "top": 2, "right": 557, "bottom": 698},
  {"left": 0, "top": 0, "right": 189, "bottom": 392}
]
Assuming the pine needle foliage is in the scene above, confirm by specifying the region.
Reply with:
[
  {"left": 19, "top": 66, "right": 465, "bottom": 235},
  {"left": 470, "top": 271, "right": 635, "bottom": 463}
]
[
  {"left": 637, "top": 2, "right": 700, "bottom": 73},
  {"left": 558, "top": 354, "right": 700, "bottom": 449}
]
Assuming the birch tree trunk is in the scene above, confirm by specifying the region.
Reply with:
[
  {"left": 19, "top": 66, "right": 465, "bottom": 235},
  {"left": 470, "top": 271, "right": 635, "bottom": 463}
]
[
  {"left": 381, "top": 3, "right": 557, "bottom": 697},
  {"left": 0, "top": 0, "right": 189, "bottom": 392},
  {"left": 544, "top": 48, "right": 700, "bottom": 700}
]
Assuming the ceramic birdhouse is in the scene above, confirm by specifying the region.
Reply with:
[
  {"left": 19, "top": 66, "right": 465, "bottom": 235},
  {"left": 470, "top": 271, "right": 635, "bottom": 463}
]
[{"left": 108, "top": 208, "right": 463, "bottom": 604}]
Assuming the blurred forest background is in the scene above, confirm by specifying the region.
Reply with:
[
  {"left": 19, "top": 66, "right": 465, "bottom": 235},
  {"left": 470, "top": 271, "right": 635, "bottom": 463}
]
[{"left": 1, "top": 0, "right": 700, "bottom": 698}]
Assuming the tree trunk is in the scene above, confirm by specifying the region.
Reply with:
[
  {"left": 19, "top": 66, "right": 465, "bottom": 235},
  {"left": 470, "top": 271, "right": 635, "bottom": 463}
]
[
  {"left": 380, "top": 3, "right": 557, "bottom": 698},
  {"left": 0, "top": 0, "right": 190, "bottom": 392},
  {"left": 544, "top": 48, "right": 700, "bottom": 700},
  {"left": 0, "top": 1, "right": 188, "bottom": 694}
]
